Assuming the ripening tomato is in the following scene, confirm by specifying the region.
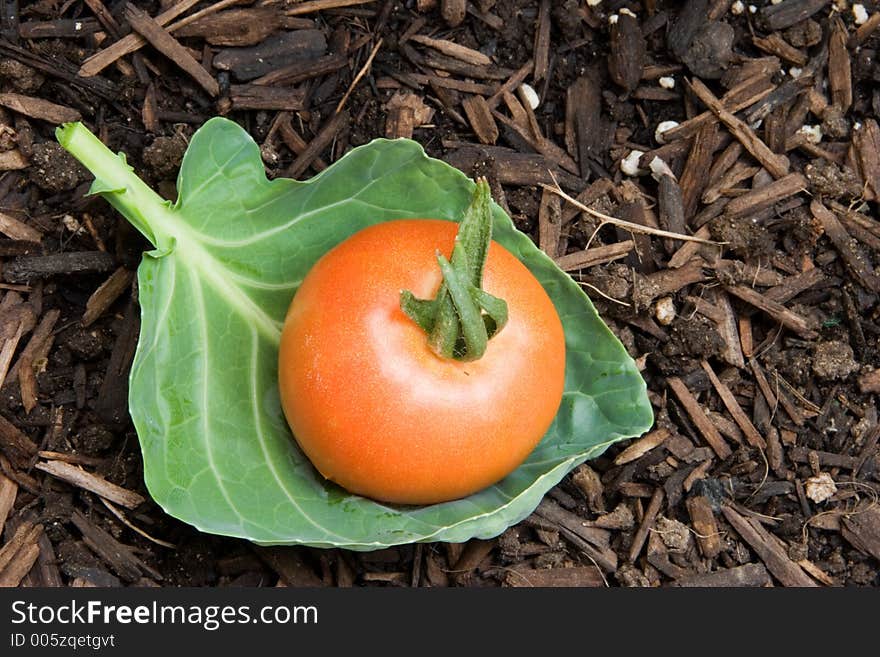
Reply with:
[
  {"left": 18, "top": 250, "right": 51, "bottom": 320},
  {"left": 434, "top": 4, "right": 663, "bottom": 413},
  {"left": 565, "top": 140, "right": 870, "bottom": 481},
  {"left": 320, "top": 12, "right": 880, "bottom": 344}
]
[{"left": 278, "top": 215, "right": 566, "bottom": 505}]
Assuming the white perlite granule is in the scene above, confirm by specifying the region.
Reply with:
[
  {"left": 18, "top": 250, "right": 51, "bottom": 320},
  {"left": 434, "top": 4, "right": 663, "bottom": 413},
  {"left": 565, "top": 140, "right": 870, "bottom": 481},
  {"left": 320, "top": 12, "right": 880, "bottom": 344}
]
[{"left": 620, "top": 150, "right": 644, "bottom": 176}]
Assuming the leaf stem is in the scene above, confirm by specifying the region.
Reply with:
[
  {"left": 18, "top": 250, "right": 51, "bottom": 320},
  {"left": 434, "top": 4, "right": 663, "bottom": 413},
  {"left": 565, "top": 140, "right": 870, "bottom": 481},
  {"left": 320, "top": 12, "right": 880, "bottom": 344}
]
[
  {"left": 400, "top": 178, "right": 508, "bottom": 362},
  {"left": 56, "top": 122, "right": 173, "bottom": 252}
]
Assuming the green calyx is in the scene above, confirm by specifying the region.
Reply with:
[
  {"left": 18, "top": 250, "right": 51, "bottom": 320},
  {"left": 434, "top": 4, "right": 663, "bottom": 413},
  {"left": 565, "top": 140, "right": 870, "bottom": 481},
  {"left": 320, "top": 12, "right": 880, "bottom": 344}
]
[{"left": 400, "top": 178, "right": 508, "bottom": 362}]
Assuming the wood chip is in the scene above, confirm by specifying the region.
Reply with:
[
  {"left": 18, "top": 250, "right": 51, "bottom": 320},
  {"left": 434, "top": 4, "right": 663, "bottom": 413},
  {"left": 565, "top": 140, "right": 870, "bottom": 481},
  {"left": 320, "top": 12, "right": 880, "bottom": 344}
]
[
  {"left": 788, "top": 446, "right": 859, "bottom": 470},
  {"left": 453, "top": 539, "right": 495, "bottom": 573},
  {"left": 532, "top": 0, "right": 551, "bottom": 82},
  {"left": 724, "top": 173, "right": 807, "bottom": 220},
  {"left": 657, "top": 174, "right": 686, "bottom": 254},
  {"left": 35, "top": 460, "right": 145, "bottom": 509},
  {"left": 277, "top": 113, "right": 327, "bottom": 171},
  {"left": 667, "top": 377, "right": 733, "bottom": 459},
  {"left": 250, "top": 53, "right": 344, "bottom": 87},
  {"left": 633, "top": 260, "right": 706, "bottom": 311},
  {"left": 0, "top": 150, "right": 28, "bottom": 171},
  {"left": 82, "top": 267, "right": 134, "bottom": 327},
  {"left": 710, "top": 288, "right": 746, "bottom": 369},
  {"left": 858, "top": 369, "right": 880, "bottom": 394},
  {"left": 628, "top": 487, "right": 664, "bottom": 563},
  {"left": 70, "top": 511, "right": 151, "bottom": 583},
  {"left": 227, "top": 85, "right": 305, "bottom": 112},
  {"left": 35, "top": 529, "right": 62, "bottom": 587},
  {"left": 0, "top": 92, "right": 80, "bottom": 124},
  {"left": 285, "top": 110, "right": 348, "bottom": 179},
  {"left": 7, "top": 308, "right": 59, "bottom": 385},
  {"left": 724, "top": 284, "right": 818, "bottom": 339},
  {"left": 688, "top": 78, "right": 789, "bottom": 179},
  {"left": 674, "top": 563, "right": 772, "bottom": 587},
  {"left": 554, "top": 241, "right": 635, "bottom": 273},
  {"left": 3, "top": 251, "right": 116, "bottom": 284},
  {"left": 124, "top": 3, "right": 219, "bottom": 97},
  {"left": 850, "top": 10, "right": 880, "bottom": 47},
  {"left": 537, "top": 187, "right": 561, "bottom": 259},
  {"left": 461, "top": 95, "right": 498, "bottom": 145},
  {"left": 853, "top": 119, "right": 880, "bottom": 202},
  {"left": 679, "top": 122, "right": 719, "bottom": 221},
  {"left": 0, "top": 211, "right": 41, "bottom": 243},
  {"left": 533, "top": 498, "right": 616, "bottom": 572},
  {"left": 0, "top": 471, "right": 17, "bottom": 537},
  {"left": 566, "top": 75, "right": 608, "bottom": 179},
  {"left": 384, "top": 92, "right": 434, "bottom": 139},
  {"left": 18, "top": 353, "right": 37, "bottom": 414},
  {"left": 614, "top": 429, "right": 670, "bottom": 466},
  {"left": 286, "top": 0, "right": 377, "bottom": 16},
  {"left": 0, "top": 520, "right": 41, "bottom": 576},
  {"left": 410, "top": 34, "right": 491, "bottom": 66},
  {"left": 504, "top": 566, "right": 604, "bottom": 587},
  {"left": 810, "top": 200, "right": 880, "bottom": 293},
  {"left": 608, "top": 12, "right": 645, "bottom": 93},
  {"left": 752, "top": 33, "right": 807, "bottom": 66},
  {"left": 751, "top": 360, "right": 805, "bottom": 427},
  {"left": 445, "top": 144, "right": 582, "bottom": 191},
  {"left": 79, "top": 0, "right": 202, "bottom": 77},
  {"left": 173, "top": 7, "right": 284, "bottom": 46},
  {"left": 763, "top": 266, "right": 827, "bottom": 306},
  {"left": 828, "top": 17, "right": 852, "bottom": 113},
  {"left": 0, "top": 542, "right": 39, "bottom": 587},
  {"left": 685, "top": 495, "right": 723, "bottom": 559},
  {"left": 660, "top": 76, "right": 776, "bottom": 144},
  {"left": 257, "top": 547, "right": 323, "bottom": 586},
  {"left": 760, "top": 0, "right": 830, "bottom": 31},
  {"left": 701, "top": 360, "right": 766, "bottom": 449},
  {"left": 840, "top": 503, "right": 880, "bottom": 561},
  {"left": 0, "top": 412, "right": 38, "bottom": 467},
  {"left": 668, "top": 225, "right": 713, "bottom": 268},
  {"left": 721, "top": 505, "right": 816, "bottom": 587}
]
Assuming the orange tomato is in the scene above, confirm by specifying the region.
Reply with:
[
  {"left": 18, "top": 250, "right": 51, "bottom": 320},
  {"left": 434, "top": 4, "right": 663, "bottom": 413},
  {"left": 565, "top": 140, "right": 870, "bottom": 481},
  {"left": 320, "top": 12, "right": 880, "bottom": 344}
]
[{"left": 278, "top": 219, "right": 566, "bottom": 505}]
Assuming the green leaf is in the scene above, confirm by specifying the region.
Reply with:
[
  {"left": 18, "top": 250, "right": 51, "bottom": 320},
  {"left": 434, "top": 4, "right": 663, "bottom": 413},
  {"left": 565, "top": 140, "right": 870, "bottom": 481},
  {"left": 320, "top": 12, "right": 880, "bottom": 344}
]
[{"left": 58, "top": 118, "right": 653, "bottom": 550}]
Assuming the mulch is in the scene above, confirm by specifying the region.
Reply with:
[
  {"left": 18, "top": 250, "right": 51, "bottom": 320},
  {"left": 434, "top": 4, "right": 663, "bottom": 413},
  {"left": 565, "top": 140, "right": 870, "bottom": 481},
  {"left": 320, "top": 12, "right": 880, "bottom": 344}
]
[{"left": 1, "top": 0, "right": 879, "bottom": 588}]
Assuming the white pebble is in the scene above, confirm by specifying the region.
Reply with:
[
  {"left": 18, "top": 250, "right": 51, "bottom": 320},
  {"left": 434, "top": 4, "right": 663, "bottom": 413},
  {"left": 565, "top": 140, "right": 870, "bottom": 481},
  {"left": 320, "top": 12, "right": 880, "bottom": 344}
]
[
  {"left": 654, "top": 297, "right": 676, "bottom": 326},
  {"left": 853, "top": 4, "right": 869, "bottom": 25},
  {"left": 789, "top": 67, "right": 803, "bottom": 78},
  {"left": 587, "top": 0, "right": 602, "bottom": 6},
  {"left": 748, "top": 4, "right": 757, "bottom": 13},
  {"left": 731, "top": 0, "right": 745, "bottom": 15},
  {"left": 659, "top": 76, "right": 676, "bottom": 89},
  {"left": 620, "top": 150, "right": 644, "bottom": 176},
  {"left": 798, "top": 124, "right": 823, "bottom": 144},
  {"left": 609, "top": 14, "right": 618, "bottom": 24},
  {"left": 854, "top": 121, "right": 863, "bottom": 130},
  {"left": 619, "top": 7, "right": 637, "bottom": 18},
  {"left": 654, "top": 120, "right": 679, "bottom": 144},
  {"left": 805, "top": 472, "right": 837, "bottom": 504},
  {"left": 771, "top": 0, "right": 783, "bottom": 4},
  {"left": 519, "top": 83, "right": 540, "bottom": 110}
]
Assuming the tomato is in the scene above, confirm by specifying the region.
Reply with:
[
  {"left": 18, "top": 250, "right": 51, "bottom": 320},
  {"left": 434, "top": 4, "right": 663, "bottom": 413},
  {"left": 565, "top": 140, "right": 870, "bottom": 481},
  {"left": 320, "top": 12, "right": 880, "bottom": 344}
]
[{"left": 278, "top": 218, "right": 566, "bottom": 505}]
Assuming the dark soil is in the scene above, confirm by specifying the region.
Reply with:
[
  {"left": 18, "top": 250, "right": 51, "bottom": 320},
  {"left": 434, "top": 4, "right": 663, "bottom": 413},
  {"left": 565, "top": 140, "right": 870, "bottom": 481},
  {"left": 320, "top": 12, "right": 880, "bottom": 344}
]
[{"left": 1, "top": 0, "right": 879, "bottom": 588}]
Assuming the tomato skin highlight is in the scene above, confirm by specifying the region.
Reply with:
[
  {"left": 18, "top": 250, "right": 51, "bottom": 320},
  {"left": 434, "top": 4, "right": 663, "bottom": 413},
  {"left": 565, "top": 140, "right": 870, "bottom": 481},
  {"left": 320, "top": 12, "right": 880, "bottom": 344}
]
[{"left": 278, "top": 219, "right": 566, "bottom": 505}]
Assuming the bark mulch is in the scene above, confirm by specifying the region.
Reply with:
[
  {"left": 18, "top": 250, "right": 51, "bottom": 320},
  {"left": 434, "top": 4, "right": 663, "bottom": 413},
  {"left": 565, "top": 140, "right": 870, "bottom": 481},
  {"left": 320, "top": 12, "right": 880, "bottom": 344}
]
[{"left": 1, "top": 0, "right": 879, "bottom": 588}]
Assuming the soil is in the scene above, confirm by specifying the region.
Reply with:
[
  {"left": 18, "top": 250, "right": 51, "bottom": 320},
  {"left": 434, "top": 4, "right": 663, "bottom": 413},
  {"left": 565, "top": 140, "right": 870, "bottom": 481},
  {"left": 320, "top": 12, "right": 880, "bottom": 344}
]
[{"left": 1, "top": 0, "right": 879, "bottom": 588}]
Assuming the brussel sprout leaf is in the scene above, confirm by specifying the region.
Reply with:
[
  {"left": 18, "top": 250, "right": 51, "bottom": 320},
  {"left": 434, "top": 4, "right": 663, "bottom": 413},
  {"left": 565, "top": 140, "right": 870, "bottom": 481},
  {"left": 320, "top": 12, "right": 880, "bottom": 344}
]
[{"left": 57, "top": 118, "right": 653, "bottom": 549}]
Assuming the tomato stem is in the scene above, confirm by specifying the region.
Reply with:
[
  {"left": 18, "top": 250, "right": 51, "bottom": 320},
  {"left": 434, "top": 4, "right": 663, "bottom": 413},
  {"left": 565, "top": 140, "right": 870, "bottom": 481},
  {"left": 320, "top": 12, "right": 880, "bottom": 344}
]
[{"left": 400, "top": 178, "right": 508, "bottom": 361}]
